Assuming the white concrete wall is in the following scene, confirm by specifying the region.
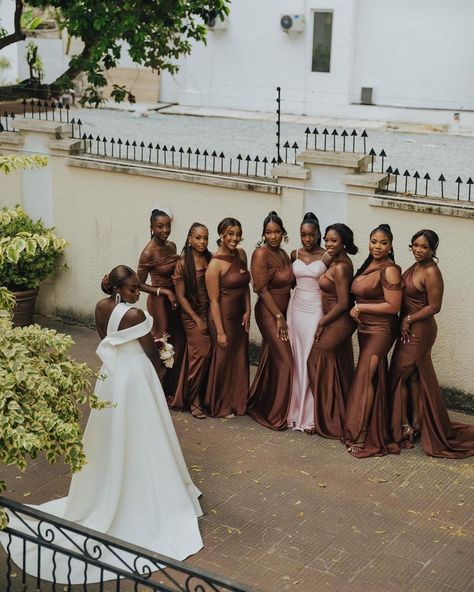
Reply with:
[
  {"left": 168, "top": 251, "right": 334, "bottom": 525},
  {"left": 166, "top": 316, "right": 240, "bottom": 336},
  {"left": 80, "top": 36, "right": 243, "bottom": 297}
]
[
  {"left": 352, "top": 0, "right": 474, "bottom": 110},
  {"left": 161, "top": 0, "right": 474, "bottom": 119}
]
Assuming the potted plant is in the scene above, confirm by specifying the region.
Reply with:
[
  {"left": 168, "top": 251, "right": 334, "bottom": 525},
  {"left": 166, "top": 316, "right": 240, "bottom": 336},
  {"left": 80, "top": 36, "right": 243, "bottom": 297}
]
[
  {"left": 0, "top": 205, "right": 67, "bottom": 326},
  {"left": 0, "top": 287, "right": 108, "bottom": 528}
]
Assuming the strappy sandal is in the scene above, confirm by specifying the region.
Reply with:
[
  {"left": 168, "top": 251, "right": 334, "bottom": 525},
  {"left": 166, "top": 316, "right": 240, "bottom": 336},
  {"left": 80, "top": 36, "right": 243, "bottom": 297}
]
[
  {"left": 191, "top": 405, "right": 206, "bottom": 419},
  {"left": 401, "top": 424, "right": 414, "bottom": 449},
  {"left": 347, "top": 430, "right": 367, "bottom": 454}
]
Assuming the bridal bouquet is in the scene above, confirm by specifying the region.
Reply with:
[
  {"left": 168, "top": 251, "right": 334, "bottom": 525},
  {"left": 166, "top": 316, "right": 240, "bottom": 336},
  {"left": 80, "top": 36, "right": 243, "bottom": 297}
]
[{"left": 154, "top": 333, "right": 175, "bottom": 368}]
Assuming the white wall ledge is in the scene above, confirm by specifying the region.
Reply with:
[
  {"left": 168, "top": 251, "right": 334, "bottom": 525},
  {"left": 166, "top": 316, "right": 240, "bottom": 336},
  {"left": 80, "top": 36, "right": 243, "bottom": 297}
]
[
  {"left": 369, "top": 194, "right": 474, "bottom": 219},
  {"left": 66, "top": 156, "right": 282, "bottom": 194}
]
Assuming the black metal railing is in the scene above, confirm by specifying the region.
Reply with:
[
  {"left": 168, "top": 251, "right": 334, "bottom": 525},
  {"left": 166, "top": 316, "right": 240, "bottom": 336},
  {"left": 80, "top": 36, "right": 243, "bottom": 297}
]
[
  {"left": 2, "top": 98, "right": 473, "bottom": 202},
  {"left": 0, "top": 496, "right": 254, "bottom": 592}
]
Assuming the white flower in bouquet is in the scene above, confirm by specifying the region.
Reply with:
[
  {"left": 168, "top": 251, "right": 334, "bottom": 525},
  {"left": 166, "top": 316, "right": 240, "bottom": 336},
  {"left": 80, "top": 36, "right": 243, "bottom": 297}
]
[{"left": 154, "top": 333, "right": 175, "bottom": 369}]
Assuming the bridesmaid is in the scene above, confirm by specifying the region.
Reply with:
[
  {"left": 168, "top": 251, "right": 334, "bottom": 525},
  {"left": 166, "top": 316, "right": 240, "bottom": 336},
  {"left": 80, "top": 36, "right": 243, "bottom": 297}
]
[
  {"left": 307, "top": 223, "right": 357, "bottom": 439},
  {"left": 204, "top": 218, "right": 251, "bottom": 418},
  {"left": 389, "top": 229, "right": 474, "bottom": 457},
  {"left": 137, "top": 208, "right": 186, "bottom": 398},
  {"left": 170, "top": 223, "right": 212, "bottom": 418},
  {"left": 287, "top": 212, "right": 330, "bottom": 432},
  {"left": 247, "top": 211, "right": 295, "bottom": 430},
  {"left": 344, "top": 224, "right": 402, "bottom": 457}
]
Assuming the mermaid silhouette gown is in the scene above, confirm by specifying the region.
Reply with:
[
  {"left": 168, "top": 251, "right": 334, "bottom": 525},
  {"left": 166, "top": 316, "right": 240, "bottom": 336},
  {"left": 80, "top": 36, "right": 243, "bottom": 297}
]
[
  {"left": 287, "top": 252, "right": 326, "bottom": 431},
  {"left": 1, "top": 303, "right": 203, "bottom": 583},
  {"left": 343, "top": 262, "right": 402, "bottom": 457},
  {"left": 307, "top": 259, "right": 355, "bottom": 438},
  {"left": 205, "top": 253, "right": 251, "bottom": 417},
  {"left": 137, "top": 254, "right": 186, "bottom": 398},
  {"left": 389, "top": 263, "right": 474, "bottom": 458},
  {"left": 247, "top": 247, "right": 295, "bottom": 430}
]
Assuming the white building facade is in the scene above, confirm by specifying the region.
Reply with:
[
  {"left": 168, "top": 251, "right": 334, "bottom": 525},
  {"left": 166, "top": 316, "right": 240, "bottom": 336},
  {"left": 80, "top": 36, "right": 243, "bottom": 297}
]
[{"left": 160, "top": 0, "right": 474, "bottom": 123}]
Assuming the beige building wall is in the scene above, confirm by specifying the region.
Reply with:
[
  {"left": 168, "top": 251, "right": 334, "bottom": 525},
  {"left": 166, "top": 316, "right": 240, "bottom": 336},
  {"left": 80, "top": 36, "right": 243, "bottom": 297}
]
[{"left": 1, "top": 123, "right": 473, "bottom": 397}]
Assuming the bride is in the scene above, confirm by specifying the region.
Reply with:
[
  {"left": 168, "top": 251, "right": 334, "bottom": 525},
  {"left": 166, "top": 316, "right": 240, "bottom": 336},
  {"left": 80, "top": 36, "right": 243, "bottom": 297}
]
[{"left": 2, "top": 265, "right": 203, "bottom": 583}]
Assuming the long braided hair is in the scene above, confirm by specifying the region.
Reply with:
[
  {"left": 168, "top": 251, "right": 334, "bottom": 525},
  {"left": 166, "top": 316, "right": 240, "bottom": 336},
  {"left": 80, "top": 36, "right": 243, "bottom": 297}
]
[{"left": 180, "top": 222, "right": 212, "bottom": 312}]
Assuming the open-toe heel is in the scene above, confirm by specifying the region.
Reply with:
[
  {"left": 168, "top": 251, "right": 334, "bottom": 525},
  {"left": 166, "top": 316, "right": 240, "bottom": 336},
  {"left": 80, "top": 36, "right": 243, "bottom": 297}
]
[
  {"left": 191, "top": 405, "right": 206, "bottom": 419},
  {"left": 347, "top": 430, "right": 367, "bottom": 455},
  {"left": 401, "top": 423, "right": 414, "bottom": 449}
]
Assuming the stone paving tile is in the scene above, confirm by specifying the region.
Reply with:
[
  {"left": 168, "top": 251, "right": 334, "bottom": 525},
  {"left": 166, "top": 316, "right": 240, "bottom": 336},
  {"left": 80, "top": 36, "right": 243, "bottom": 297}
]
[{"left": 1, "top": 319, "right": 473, "bottom": 592}]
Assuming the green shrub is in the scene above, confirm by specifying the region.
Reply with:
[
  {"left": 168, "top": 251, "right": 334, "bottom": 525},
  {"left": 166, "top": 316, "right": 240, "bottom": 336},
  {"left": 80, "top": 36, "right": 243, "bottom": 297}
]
[{"left": 0, "top": 206, "right": 68, "bottom": 290}]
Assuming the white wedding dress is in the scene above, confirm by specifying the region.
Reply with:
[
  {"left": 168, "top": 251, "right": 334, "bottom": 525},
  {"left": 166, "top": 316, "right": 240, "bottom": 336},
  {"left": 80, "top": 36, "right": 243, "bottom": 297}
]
[{"left": 1, "top": 302, "right": 203, "bottom": 583}]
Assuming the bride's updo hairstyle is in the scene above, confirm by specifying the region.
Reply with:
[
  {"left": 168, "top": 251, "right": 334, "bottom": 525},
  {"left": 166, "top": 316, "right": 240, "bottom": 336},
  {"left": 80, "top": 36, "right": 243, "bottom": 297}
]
[
  {"left": 101, "top": 265, "right": 135, "bottom": 295},
  {"left": 217, "top": 217, "right": 243, "bottom": 246},
  {"left": 258, "top": 210, "right": 288, "bottom": 246},
  {"left": 324, "top": 223, "right": 358, "bottom": 255},
  {"left": 301, "top": 212, "right": 321, "bottom": 246}
]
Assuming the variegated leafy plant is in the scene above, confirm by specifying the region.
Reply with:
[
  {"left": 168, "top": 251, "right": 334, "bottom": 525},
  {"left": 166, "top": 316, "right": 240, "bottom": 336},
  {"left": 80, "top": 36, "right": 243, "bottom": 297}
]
[{"left": 0, "top": 206, "right": 68, "bottom": 290}]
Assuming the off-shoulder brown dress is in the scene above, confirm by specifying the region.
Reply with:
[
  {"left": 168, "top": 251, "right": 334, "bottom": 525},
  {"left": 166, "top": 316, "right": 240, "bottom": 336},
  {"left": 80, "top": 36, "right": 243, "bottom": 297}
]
[
  {"left": 205, "top": 253, "right": 251, "bottom": 417},
  {"left": 343, "top": 262, "right": 402, "bottom": 457},
  {"left": 389, "top": 263, "right": 474, "bottom": 458},
  {"left": 137, "top": 254, "right": 186, "bottom": 397},
  {"left": 307, "top": 259, "right": 356, "bottom": 439},
  {"left": 170, "top": 262, "right": 211, "bottom": 411},
  {"left": 247, "top": 247, "right": 295, "bottom": 430}
]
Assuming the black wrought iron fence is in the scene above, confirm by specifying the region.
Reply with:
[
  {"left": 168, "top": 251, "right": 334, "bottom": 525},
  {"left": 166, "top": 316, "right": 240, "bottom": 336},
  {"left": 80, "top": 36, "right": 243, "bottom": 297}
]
[
  {"left": 1, "top": 98, "right": 472, "bottom": 202},
  {"left": 0, "top": 496, "right": 254, "bottom": 592}
]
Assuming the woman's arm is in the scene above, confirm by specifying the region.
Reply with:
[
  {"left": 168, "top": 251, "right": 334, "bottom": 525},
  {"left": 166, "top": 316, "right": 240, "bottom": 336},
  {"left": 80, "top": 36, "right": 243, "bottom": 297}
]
[
  {"left": 137, "top": 246, "right": 177, "bottom": 305},
  {"left": 401, "top": 265, "right": 443, "bottom": 341},
  {"left": 120, "top": 308, "right": 162, "bottom": 374},
  {"left": 353, "top": 266, "right": 402, "bottom": 317},
  {"left": 315, "top": 264, "right": 351, "bottom": 340},
  {"left": 239, "top": 249, "right": 251, "bottom": 332},
  {"left": 205, "top": 259, "right": 227, "bottom": 347}
]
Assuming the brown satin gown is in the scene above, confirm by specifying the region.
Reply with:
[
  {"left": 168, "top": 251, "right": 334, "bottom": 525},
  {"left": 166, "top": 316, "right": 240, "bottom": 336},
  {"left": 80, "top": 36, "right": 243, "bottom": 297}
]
[
  {"left": 247, "top": 247, "right": 295, "bottom": 430},
  {"left": 307, "top": 260, "right": 355, "bottom": 439},
  {"left": 205, "top": 254, "right": 251, "bottom": 417},
  {"left": 343, "top": 262, "right": 401, "bottom": 457},
  {"left": 389, "top": 263, "right": 474, "bottom": 458},
  {"left": 137, "top": 254, "right": 186, "bottom": 398},
  {"left": 170, "top": 262, "right": 211, "bottom": 411}
]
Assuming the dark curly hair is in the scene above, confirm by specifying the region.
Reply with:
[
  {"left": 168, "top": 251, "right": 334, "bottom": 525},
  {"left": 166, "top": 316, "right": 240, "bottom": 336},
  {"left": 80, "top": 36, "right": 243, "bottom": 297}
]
[
  {"left": 257, "top": 211, "right": 288, "bottom": 246},
  {"left": 324, "top": 223, "right": 358, "bottom": 255}
]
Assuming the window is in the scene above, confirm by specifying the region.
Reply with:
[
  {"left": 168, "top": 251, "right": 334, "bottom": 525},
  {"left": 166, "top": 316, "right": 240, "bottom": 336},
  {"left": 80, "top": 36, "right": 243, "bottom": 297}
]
[{"left": 312, "top": 11, "right": 333, "bottom": 73}]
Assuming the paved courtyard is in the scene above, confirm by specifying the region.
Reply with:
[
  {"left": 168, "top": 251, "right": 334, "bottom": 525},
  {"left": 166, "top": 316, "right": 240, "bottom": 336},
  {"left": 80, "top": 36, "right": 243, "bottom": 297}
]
[{"left": 0, "top": 319, "right": 473, "bottom": 592}]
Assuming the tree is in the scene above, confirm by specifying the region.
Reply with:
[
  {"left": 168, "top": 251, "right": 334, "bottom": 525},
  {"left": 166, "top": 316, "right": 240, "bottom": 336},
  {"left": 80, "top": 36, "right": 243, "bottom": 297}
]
[{"left": 0, "top": 0, "right": 229, "bottom": 105}]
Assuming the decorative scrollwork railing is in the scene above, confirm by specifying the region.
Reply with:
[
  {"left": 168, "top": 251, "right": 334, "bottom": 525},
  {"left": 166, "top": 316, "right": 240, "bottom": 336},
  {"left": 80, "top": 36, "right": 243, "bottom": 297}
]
[{"left": 0, "top": 496, "right": 254, "bottom": 591}]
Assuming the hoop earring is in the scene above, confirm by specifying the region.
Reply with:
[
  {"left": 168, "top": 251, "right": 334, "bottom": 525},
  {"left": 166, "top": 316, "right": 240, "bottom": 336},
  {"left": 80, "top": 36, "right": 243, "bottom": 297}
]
[{"left": 115, "top": 292, "right": 122, "bottom": 304}]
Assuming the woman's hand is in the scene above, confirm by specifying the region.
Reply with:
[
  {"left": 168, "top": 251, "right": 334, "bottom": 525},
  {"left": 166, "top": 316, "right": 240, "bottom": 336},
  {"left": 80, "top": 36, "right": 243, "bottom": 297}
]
[
  {"left": 162, "top": 288, "right": 178, "bottom": 310},
  {"left": 242, "top": 310, "right": 251, "bottom": 333},
  {"left": 217, "top": 331, "right": 229, "bottom": 348},
  {"left": 194, "top": 316, "right": 208, "bottom": 336},
  {"left": 350, "top": 306, "right": 360, "bottom": 323},
  {"left": 400, "top": 316, "right": 413, "bottom": 343},
  {"left": 276, "top": 317, "right": 289, "bottom": 341},
  {"left": 314, "top": 322, "right": 325, "bottom": 342}
]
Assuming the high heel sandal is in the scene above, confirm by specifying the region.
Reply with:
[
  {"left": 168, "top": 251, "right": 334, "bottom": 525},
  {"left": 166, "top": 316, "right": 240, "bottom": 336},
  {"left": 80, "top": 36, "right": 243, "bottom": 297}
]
[
  {"left": 401, "top": 423, "right": 414, "bottom": 449},
  {"left": 191, "top": 405, "right": 206, "bottom": 419},
  {"left": 347, "top": 430, "right": 367, "bottom": 454}
]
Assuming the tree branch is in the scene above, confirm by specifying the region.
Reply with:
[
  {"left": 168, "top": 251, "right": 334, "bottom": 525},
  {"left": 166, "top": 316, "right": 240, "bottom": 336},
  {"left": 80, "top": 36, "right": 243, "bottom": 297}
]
[
  {"left": 51, "top": 42, "right": 93, "bottom": 91},
  {"left": 0, "top": 0, "right": 26, "bottom": 51}
]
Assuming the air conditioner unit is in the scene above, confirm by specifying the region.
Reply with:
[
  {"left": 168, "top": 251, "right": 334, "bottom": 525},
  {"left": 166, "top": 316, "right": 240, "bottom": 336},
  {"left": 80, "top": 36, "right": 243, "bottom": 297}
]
[
  {"left": 361, "top": 87, "right": 374, "bottom": 105},
  {"left": 280, "top": 14, "right": 305, "bottom": 33},
  {"left": 206, "top": 14, "right": 228, "bottom": 30}
]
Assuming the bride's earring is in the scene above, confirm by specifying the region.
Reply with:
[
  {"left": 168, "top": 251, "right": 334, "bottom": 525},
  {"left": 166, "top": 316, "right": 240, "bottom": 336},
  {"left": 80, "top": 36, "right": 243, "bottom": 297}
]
[{"left": 115, "top": 292, "right": 122, "bottom": 304}]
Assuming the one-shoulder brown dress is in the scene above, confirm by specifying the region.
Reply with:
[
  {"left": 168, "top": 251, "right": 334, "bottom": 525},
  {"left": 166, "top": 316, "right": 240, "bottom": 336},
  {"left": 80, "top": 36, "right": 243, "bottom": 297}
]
[
  {"left": 137, "top": 254, "right": 186, "bottom": 398},
  {"left": 343, "top": 262, "right": 402, "bottom": 457},
  {"left": 247, "top": 247, "right": 295, "bottom": 430},
  {"left": 307, "top": 260, "right": 356, "bottom": 439},
  {"left": 389, "top": 263, "right": 474, "bottom": 458},
  {"left": 170, "top": 262, "right": 211, "bottom": 411},
  {"left": 205, "top": 254, "right": 251, "bottom": 417}
]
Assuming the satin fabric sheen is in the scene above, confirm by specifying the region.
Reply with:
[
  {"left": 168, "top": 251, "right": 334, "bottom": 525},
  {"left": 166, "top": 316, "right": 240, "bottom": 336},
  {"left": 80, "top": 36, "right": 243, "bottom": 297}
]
[
  {"left": 1, "top": 302, "right": 203, "bottom": 583},
  {"left": 389, "top": 263, "right": 474, "bottom": 458},
  {"left": 205, "top": 253, "right": 250, "bottom": 417}
]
